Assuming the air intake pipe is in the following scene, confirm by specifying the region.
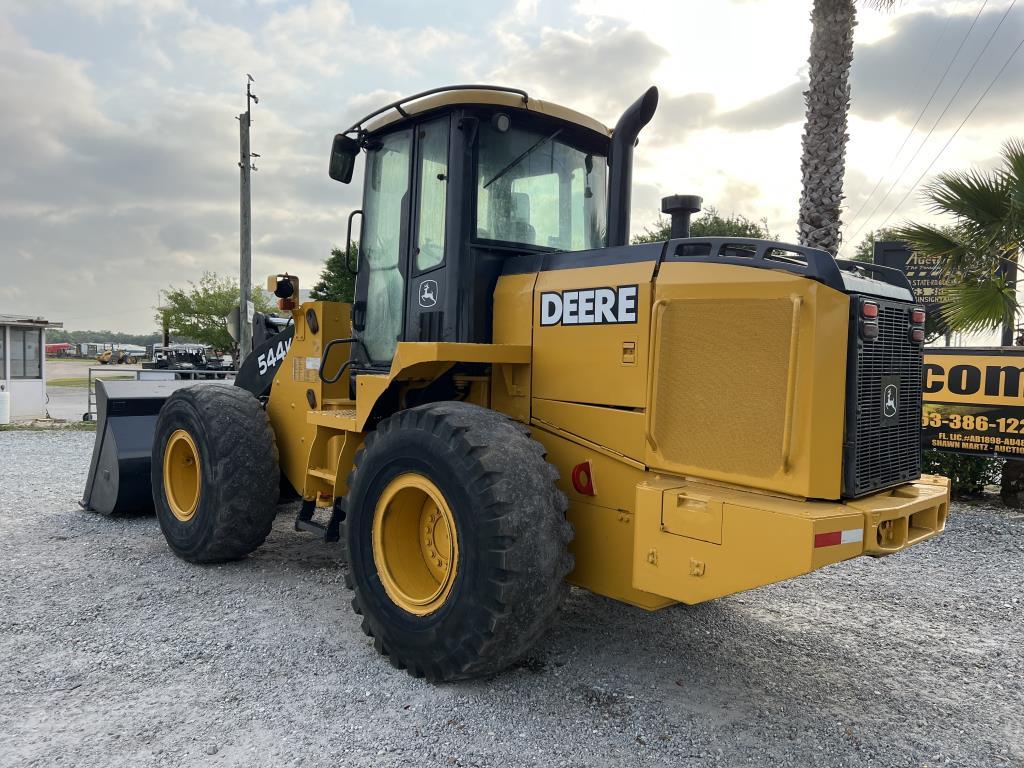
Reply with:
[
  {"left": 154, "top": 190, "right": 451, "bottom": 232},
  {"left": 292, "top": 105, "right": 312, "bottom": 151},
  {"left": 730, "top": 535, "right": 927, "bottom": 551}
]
[{"left": 606, "top": 86, "right": 659, "bottom": 247}]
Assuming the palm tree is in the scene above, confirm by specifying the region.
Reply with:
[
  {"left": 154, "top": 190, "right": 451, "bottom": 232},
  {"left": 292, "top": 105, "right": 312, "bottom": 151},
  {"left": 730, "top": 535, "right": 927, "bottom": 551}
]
[
  {"left": 797, "top": 0, "right": 896, "bottom": 253},
  {"left": 893, "top": 139, "right": 1024, "bottom": 343},
  {"left": 895, "top": 139, "right": 1024, "bottom": 505}
]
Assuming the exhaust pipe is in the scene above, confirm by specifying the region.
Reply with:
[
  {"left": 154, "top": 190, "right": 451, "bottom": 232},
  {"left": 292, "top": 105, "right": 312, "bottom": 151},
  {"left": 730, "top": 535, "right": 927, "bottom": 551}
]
[{"left": 606, "top": 86, "right": 659, "bottom": 248}]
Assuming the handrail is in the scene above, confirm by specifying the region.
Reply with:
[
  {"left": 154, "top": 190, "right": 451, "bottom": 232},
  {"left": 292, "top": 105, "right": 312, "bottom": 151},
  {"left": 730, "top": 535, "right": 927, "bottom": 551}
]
[
  {"left": 780, "top": 296, "right": 803, "bottom": 472},
  {"left": 342, "top": 84, "right": 529, "bottom": 137},
  {"left": 644, "top": 299, "right": 669, "bottom": 452}
]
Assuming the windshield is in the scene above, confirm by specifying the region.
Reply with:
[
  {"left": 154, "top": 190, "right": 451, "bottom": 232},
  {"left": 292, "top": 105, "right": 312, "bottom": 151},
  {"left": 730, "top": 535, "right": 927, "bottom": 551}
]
[{"left": 475, "top": 122, "right": 607, "bottom": 251}]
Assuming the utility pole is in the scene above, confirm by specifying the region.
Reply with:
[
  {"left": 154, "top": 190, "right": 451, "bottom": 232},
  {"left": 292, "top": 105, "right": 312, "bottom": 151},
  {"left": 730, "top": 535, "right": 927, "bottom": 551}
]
[{"left": 238, "top": 75, "right": 259, "bottom": 364}]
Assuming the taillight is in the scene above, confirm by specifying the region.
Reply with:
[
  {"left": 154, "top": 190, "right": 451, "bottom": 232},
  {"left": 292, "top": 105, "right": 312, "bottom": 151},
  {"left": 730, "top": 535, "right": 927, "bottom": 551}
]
[
  {"left": 862, "top": 302, "right": 879, "bottom": 319},
  {"left": 910, "top": 327, "right": 925, "bottom": 343},
  {"left": 862, "top": 322, "right": 879, "bottom": 340},
  {"left": 911, "top": 308, "right": 925, "bottom": 325}
]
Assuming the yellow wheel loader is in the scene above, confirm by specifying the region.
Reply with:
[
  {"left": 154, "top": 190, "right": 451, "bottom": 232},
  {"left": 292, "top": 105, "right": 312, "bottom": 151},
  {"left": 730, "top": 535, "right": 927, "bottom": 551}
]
[{"left": 83, "top": 85, "right": 950, "bottom": 682}]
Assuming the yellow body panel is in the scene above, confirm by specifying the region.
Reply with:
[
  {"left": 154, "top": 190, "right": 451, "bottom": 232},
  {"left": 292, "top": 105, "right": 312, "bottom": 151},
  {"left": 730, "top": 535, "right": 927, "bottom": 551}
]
[
  {"left": 532, "top": 261, "right": 656, "bottom": 409},
  {"left": 530, "top": 424, "right": 672, "bottom": 610},
  {"left": 632, "top": 474, "right": 949, "bottom": 605},
  {"left": 646, "top": 262, "right": 849, "bottom": 499},
  {"left": 532, "top": 398, "right": 646, "bottom": 462},
  {"left": 355, "top": 341, "right": 530, "bottom": 431},
  {"left": 266, "top": 301, "right": 350, "bottom": 498},
  {"left": 491, "top": 273, "right": 536, "bottom": 424}
]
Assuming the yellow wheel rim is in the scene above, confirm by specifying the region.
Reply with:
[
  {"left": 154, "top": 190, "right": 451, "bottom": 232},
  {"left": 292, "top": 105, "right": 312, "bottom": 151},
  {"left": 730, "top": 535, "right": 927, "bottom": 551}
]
[
  {"left": 163, "top": 429, "right": 201, "bottom": 522},
  {"left": 371, "top": 473, "right": 459, "bottom": 616}
]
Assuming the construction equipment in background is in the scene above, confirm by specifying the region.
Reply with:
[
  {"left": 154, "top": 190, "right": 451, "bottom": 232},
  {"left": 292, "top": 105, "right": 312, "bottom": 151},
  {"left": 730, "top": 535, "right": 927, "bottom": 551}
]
[
  {"left": 96, "top": 349, "right": 138, "bottom": 365},
  {"left": 84, "top": 85, "right": 949, "bottom": 681}
]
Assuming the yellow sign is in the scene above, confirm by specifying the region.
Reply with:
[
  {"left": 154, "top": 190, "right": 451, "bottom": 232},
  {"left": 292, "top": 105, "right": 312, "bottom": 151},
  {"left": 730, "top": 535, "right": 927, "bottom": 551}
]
[{"left": 923, "top": 348, "right": 1024, "bottom": 456}]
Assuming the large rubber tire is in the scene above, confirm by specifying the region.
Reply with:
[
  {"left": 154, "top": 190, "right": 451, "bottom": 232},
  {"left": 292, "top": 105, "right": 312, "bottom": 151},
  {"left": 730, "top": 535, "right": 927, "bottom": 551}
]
[
  {"left": 344, "top": 401, "right": 573, "bottom": 682},
  {"left": 151, "top": 385, "right": 279, "bottom": 563}
]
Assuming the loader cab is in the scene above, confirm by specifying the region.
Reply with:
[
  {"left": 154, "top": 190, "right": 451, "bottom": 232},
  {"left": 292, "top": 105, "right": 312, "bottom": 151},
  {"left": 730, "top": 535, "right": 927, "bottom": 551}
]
[{"left": 330, "top": 86, "right": 614, "bottom": 377}]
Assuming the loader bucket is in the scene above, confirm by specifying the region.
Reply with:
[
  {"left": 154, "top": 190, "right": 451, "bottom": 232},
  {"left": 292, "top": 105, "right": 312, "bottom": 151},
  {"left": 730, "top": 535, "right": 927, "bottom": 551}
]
[{"left": 81, "top": 379, "right": 210, "bottom": 515}]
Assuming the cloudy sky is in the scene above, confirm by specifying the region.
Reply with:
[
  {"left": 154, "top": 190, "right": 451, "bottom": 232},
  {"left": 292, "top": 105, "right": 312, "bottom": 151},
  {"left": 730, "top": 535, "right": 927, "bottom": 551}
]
[{"left": 2, "top": 0, "right": 1023, "bottom": 332}]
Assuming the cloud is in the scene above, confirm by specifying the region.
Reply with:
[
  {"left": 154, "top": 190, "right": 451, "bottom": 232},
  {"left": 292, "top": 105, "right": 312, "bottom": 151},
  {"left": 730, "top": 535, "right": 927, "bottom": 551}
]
[
  {"left": 650, "top": 92, "right": 719, "bottom": 144},
  {"left": 488, "top": 22, "right": 669, "bottom": 124},
  {"left": 850, "top": 4, "right": 1024, "bottom": 128},
  {"left": 717, "top": 82, "right": 805, "bottom": 132},
  {"left": 706, "top": 4, "right": 1024, "bottom": 132}
]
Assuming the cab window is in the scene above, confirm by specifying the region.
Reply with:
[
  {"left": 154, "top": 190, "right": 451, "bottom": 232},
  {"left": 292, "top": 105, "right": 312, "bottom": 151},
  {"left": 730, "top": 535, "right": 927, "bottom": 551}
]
[
  {"left": 475, "top": 122, "right": 607, "bottom": 251},
  {"left": 415, "top": 119, "right": 449, "bottom": 272}
]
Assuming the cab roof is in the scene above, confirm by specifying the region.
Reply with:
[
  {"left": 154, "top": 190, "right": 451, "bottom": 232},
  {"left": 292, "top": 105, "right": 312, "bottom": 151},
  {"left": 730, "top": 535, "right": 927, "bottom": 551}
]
[{"left": 346, "top": 84, "right": 612, "bottom": 140}]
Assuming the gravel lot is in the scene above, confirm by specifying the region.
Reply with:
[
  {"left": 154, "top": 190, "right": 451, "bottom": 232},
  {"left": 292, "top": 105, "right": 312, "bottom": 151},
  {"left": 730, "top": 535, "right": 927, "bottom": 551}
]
[{"left": 1, "top": 430, "right": 1021, "bottom": 768}]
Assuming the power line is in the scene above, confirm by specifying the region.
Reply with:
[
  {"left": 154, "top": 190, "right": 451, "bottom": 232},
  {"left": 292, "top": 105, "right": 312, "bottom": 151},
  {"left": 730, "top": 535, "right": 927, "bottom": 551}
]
[
  {"left": 875, "top": 30, "right": 1024, "bottom": 231},
  {"left": 846, "top": 0, "right": 1015, "bottom": 247},
  {"left": 843, "top": 0, "right": 970, "bottom": 236}
]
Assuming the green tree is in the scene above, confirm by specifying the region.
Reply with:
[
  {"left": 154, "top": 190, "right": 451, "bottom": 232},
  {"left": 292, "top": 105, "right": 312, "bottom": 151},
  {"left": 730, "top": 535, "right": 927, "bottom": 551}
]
[
  {"left": 49, "top": 329, "right": 162, "bottom": 346},
  {"left": 309, "top": 244, "right": 357, "bottom": 303},
  {"left": 156, "top": 272, "right": 273, "bottom": 354},
  {"left": 798, "top": 0, "right": 896, "bottom": 253},
  {"left": 633, "top": 207, "right": 777, "bottom": 244},
  {"left": 851, "top": 227, "right": 901, "bottom": 263},
  {"left": 892, "top": 139, "right": 1024, "bottom": 339}
]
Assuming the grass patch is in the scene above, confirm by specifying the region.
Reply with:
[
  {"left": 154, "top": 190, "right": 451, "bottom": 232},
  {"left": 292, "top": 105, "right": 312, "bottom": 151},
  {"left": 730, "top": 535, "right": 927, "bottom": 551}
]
[{"left": 0, "top": 420, "right": 96, "bottom": 432}]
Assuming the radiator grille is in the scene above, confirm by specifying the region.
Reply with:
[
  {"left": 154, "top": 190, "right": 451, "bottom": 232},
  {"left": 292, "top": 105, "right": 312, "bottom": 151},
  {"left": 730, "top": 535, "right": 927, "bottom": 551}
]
[{"left": 843, "top": 298, "right": 923, "bottom": 497}]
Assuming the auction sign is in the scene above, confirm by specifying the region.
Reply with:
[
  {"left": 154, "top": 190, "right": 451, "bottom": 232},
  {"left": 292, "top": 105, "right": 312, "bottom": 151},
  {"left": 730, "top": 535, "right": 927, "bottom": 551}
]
[
  {"left": 874, "top": 240, "right": 957, "bottom": 309},
  {"left": 923, "top": 347, "right": 1024, "bottom": 457}
]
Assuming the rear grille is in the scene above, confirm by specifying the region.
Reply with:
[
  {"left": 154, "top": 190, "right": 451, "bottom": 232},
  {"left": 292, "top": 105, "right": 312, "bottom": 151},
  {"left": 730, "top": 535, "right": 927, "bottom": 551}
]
[{"left": 842, "top": 297, "right": 923, "bottom": 497}]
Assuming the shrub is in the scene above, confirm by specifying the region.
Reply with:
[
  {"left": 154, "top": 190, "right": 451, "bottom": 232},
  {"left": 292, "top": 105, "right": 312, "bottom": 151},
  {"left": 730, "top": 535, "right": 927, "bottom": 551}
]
[{"left": 922, "top": 450, "right": 1001, "bottom": 499}]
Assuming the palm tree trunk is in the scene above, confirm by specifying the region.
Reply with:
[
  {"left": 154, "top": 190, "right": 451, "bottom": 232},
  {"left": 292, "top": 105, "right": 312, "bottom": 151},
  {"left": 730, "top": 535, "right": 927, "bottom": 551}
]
[{"left": 798, "top": 0, "right": 857, "bottom": 254}]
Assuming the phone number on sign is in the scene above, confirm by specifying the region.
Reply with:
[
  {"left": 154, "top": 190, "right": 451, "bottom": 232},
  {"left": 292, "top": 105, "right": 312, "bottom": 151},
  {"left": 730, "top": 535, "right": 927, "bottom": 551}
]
[{"left": 923, "top": 413, "right": 1024, "bottom": 433}]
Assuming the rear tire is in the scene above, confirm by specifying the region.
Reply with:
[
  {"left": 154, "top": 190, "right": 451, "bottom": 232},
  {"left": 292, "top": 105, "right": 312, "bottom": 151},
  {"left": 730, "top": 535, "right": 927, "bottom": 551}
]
[
  {"left": 344, "top": 401, "right": 573, "bottom": 682},
  {"left": 152, "top": 385, "right": 279, "bottom": 563}
]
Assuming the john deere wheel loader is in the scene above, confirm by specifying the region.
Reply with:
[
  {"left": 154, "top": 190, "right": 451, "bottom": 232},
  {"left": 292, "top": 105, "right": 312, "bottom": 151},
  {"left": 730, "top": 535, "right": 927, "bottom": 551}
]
[{"left": 83, "top": 85, "right": 950, "bottom": 682}]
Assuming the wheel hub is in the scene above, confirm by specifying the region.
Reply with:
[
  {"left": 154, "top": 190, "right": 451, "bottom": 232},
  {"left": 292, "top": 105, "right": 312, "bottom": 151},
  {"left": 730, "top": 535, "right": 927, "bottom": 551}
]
[
  {"left": 372, "top": 473, "right": 458, "bottom": 616},
  {"left": 163, "top": 429, "right": 201, "bottom": 522}
]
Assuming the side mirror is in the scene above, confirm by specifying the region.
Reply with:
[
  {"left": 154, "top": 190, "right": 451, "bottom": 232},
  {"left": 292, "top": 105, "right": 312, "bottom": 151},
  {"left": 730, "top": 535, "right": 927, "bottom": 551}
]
[{"left": 328, "top": 134, "right": 360, "bottom": 183}]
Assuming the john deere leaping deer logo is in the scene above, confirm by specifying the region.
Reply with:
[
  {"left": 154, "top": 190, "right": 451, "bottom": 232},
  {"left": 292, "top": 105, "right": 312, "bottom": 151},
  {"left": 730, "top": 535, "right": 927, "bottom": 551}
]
[
  {"left": 419, "top": 279, "right": 438, "bottom": 308},
  {"left": 883, "top": 383, "right": 899, "bottom": 418}
]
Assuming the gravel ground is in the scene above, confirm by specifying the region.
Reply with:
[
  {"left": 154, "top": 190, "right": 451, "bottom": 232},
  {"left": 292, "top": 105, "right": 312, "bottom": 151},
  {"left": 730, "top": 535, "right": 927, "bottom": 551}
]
[{"left": 1, "top": 430, "right": 1021, "bottom": 768}]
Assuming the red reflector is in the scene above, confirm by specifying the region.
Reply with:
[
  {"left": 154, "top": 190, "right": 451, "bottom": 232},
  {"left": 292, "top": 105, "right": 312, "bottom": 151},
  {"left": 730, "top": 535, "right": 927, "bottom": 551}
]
[
  {"left": 911, "top": 327, "right": 925, "bottom": 343},
  {"left": 862, "top": 322, "right": 879, "bottom": 340},
  {"left": 571, "top": 461, "right": 595, "bottom": 496},
  {"left": 814, "top": 531, "right": 842, "bottom": 548},
  {"left": 911, "top": 308, "right": 925, "bottom": 324},
  {"left": 861, "top": 302, "right": 879, "bottom": 319}
]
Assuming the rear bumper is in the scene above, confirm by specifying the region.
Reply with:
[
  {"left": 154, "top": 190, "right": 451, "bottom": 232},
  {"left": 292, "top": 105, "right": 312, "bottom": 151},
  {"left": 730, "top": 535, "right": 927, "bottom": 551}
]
[
  {"left": 632, "top": 473, "right": 950, "bottom": 606},
  {"left": 844, "top": 475, "right": 950, "bottom": 556}
]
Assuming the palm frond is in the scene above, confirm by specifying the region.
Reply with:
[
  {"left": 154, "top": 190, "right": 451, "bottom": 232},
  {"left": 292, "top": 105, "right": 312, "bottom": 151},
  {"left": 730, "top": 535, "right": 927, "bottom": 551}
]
[
  {"left": 891, "top": 222, "right": 978, "bottom": 275},
  {"left": 923, "top": 168, "right": 1009, "bottom": 230},
  {"left": 1002, "top": 138, "right": 1024, "bottom": 224},
  {"left": 938, "top": 277, "right": 1018, "bottom": 334}
]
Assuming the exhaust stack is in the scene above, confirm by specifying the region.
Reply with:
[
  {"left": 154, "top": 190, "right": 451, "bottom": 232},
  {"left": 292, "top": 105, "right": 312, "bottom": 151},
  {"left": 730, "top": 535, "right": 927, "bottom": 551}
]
[
  {"left": 661, "top": 195, "right": 703, "bottom": 238},
  {"left": 606, "top": 86, "right": 659, "bottom": 248}
]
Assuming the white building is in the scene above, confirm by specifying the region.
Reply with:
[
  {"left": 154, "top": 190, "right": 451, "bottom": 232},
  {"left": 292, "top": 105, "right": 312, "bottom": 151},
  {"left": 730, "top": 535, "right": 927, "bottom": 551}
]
[{"left": 1, "top": 314, "right": 62, "bottom": 420}]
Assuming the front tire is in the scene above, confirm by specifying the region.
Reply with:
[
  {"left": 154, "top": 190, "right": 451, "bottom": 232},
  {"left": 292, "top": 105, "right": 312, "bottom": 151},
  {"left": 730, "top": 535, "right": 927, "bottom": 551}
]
[
  {"left": 152, "top": 385, "right": 279, "bottom": 563},
  {"left": 344, "top": 401, "right": 573, "bottom": 682}
]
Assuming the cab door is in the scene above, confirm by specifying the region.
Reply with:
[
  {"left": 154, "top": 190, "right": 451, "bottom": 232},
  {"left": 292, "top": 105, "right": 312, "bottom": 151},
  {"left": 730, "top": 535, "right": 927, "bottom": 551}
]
[
  {"left": 405, "top": 117, "right": 451, "bottom": 343},
  {"left": 353, "top": 128, "right": 413, "bottom": 367}
]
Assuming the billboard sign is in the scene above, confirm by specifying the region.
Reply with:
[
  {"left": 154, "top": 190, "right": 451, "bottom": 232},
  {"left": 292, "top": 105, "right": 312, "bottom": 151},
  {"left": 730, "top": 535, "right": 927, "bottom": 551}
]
[
  {"left": 922, "top": 347, "right": 1024, "bottom": 457},
  {"left": 873, "top": 240, "right": 956, "bottom": 309}
]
